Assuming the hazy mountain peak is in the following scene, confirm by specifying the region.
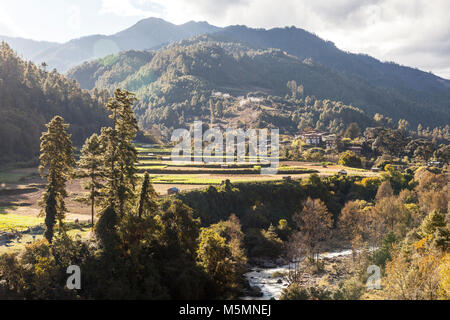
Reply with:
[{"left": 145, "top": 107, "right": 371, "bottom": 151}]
[
  {"left": 2, "top": 17, "right": 222, "bottom": 72},
  {"left": 119, "top": 16, "right": 176, "bottom": 32}
]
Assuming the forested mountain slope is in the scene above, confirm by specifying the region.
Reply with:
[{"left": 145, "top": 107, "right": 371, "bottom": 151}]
[
  {"left": 207, "top": 26, "right": 450, "bottom": 126},
  {"left": 4, "top": 18, "right": 450, "bottom": 129},
  {"left": 68, "top": 37, "right": 450, "bottom": 129},
  {"left": 0, "top": 43, "right": 109, "bottom": 164},
  {"left": 213, "top": 26, "right": 450, "bottom": 91}
]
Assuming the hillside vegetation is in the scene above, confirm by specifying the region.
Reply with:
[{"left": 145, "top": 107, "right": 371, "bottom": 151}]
[
  {"left": 68, "top": 37, "right": 450, "bottom": 132},
  {"left": 0, "top": 42, "right": 109, "bottom": 165}
]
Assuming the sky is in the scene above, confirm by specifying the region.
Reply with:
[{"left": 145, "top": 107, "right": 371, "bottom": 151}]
[{"left": 0, "top": 0, "right": 449, "bottom": 79}]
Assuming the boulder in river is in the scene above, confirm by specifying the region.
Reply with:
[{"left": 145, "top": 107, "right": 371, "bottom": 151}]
[
  {"left": 246, "top": 286, "right": 263, "bottom": 298},
  {"left": 262, "top": 260, "right": 276, "bottom": 268}
]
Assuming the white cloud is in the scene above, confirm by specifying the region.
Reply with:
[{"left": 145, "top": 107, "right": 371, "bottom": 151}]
[
  {"left": 98, "top": 0, "right": 450, "bottom": 78},
  {"left": 67, "top": 5, "right": 81, "bottom": 32},
  {"left": 124, "top": 0, "right": 449, "bottom": 79},
  {"left": 0, "top": 7, "right": 29, "bottom": 38},
  {"left": 100, "top": 0, "right": 162, "bottom": 17}
]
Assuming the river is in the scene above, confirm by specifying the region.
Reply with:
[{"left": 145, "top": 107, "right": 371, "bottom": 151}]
[{"left": 241, "top": 249, "right": 354, "bottom": 300}]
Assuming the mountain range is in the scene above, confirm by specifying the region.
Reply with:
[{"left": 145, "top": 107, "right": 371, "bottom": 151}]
[
  {"left": 2, "top": 17, "right": 450, "bottom": 129},
  {"left": 1, "top": 18, "right": 220, "bottom": 72}
]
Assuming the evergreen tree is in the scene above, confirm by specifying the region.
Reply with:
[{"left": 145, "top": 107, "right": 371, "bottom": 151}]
[
  {"left": 137, "top": 172, "right": 158, "bottom": 218},
  {"left": 39, "top": 116, "right": 75, "bottom": 242},
  {"left": 345, "top": 122, "right": 361, "bottom": 139},
  {"left": 43, "top": 187, "right": 57, "bottom": 243},
  {"left": 95, "top": 205, "right": 120, "bottom": 252},
  {"left": 101, "top": 89, "right": 139, "bottom": 216},
  {"left": 76, "top": 133, "right": 105, "bottom": 228}
]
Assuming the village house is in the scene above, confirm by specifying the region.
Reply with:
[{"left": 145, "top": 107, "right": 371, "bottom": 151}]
[
  {"left": 298, "top": 130, "right": 335, "bottom": 147},
  {"left": 298, "top": 130, "right": 323, "bottom": 145},
  {"left": 304, "top": 132, "right": 322, "bottom": 145},
  {"left": 322, "top": 134, "right": 336, "bottom": 149},
  {"left": 346, "top": 146, "right": 362, "bottom": 155}
]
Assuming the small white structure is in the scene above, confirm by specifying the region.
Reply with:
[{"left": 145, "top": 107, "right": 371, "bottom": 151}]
[{"left": 213, "top": 91, "right": 231, "bottom": 99}]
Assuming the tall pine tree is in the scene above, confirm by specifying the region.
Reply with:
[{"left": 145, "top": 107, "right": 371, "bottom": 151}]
[
  {"left": 101, "top": 89, "right": 138, "bottom": 217},
  {"left": 39, "top": 116, "right": 75, "bottom": 242},
  {"left": 76, "top": 133, "right": 105, "bottom": 228},
  {"left": 137, "top": 172, "right": 158, "bottom": 218}
]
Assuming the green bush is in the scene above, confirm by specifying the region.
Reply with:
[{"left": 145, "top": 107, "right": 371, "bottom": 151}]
[
  {"left": 332, "top": 276, "right": 366, "bottom": 300},
  {"left": 339, "top": 151, "right": 362, "bottom": 168},
  {"left": 280, "top": 283, "right": 332, "bottom": 300}
]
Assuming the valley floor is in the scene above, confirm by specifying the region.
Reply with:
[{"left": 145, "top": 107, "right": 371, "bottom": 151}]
[
  {"left": 0, "top": 159, "right": 378, "bottom": 255},
  {"left": 0, "top": 163, "right": 376, "bottom": 222}
]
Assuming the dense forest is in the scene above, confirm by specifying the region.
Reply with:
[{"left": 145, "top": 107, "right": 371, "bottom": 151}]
[
  {"left": 68, "top": 37, "right": 450, "bottom": 131},
  {"left": 0, "top": 42, "right": 110, "bottom": 165}
]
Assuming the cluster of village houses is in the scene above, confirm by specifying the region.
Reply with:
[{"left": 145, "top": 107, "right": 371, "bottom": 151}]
[
  {"left": 295, "top": 130, "right": 336, "bottom": 149},
  {"left": 212, "top": 92, "right": 361, "bottom": 154},
  {"left": 295, "top": 129, "right": 363, "bottom": 155}
]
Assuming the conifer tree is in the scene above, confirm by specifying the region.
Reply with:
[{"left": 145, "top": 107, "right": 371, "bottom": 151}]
[
  {"left": 39, "top": 116, "right": 75, "bottom": 242},
  {"left": 95, "top": 205, "right": 120, "bottom": 252},
  {"left": 101, "top": 89, "right": 139, "bottom": 216},
  {"left": 76, "top": 133, "right": 105, "bottom": 228},
  {"left": 138, "top": 172, "right": 158, "bottom": 218},
  {"left": 43, "top": 187, "right": 57, "bottom": 243}
]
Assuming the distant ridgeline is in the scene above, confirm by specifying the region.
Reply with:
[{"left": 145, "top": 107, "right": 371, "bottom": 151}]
[
  {"left": 67, "top": 33, "right": 450, "bottom": 131},
  {"left": 0, "top": 42, "right": 110, "bottom": 165}
]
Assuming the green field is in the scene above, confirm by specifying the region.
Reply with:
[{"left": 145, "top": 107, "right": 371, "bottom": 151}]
[
  {"left": 137, "top": 165, "right": 169, "bottom": 170},
  {"left": 0, "top": 220, "right": 91, "bottom": 254},
  {"left": 0, "top": 169, "right": 36, "bottom": 184},
  {"left": 136, "top": 146, "right": 172, "bottom": 153},
  {"left": 0, "top": 213, "right": 43, "bottom": 232},
  {"left": 143, "top": 174, "right": 285, "bottom": 185}
]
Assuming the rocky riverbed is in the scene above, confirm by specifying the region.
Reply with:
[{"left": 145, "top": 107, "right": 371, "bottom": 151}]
[{"left": 241, "top": 249, "right": 355, "bottom": 300}]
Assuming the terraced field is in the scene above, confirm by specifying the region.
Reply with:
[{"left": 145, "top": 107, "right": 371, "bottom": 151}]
[
  {"left": 0, "top": 212, "right": 43, "bottom": 232},
  {"left": 0, "top": 143, "right": 377, "bottom": 239},
  {"left": 134, "top": 144, "right": 375, "bottom": 188}
]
